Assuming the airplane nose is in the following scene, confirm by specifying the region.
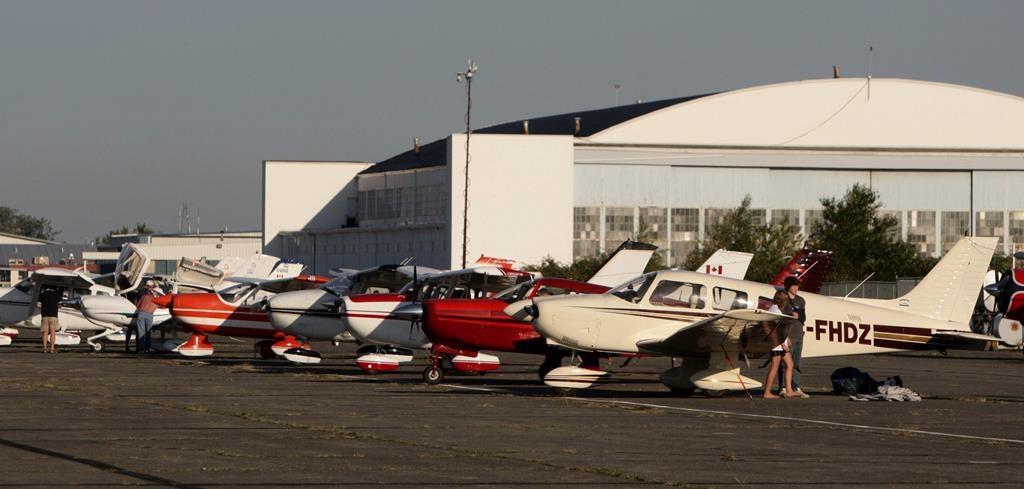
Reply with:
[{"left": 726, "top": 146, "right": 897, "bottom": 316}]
[
  {"left": 152, "top": 294, "right": 173, "bottom": 309},
  {"left": 392, "top": 302, "right": 424, "bottom": 321},
  {"left": 502, "top": 299, "right": 536, "bottom": 322}
]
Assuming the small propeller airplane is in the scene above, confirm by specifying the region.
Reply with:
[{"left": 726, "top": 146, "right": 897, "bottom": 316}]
[
  {"left": 980, "top": 252, "right": 1024, "bottom": 349},
  {"left": 263, "top": 262, "right": 442, "bottom": 363},
  {"left": 152, "top": 274, "right": 330, "bottom": 358},
  {"left": 421, "top": 247, "right": 829, "bottom": 385},
  {"left": 0, "top": 243, "right": 159, "bottom": 350},
  {"left": 339, "top": 257, "right": 541, "bottom": 373},
  {"left": 519, "top": 236, "right": 1000, "bottom": 396}
]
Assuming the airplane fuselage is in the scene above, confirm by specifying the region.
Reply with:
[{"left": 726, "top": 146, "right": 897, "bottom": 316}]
[{"left": 534, "top": 271, "right": 970, "bottom": 359}]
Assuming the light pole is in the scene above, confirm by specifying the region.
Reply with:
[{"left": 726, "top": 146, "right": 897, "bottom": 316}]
[{"left": 456, "top": 59, "right": 477, "bottom": 268}]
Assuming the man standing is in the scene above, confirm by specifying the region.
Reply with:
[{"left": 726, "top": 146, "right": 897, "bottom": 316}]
[
  {"left": 37, "top": 286, "right": 62, "bottom": 353},
  {"left": 134, "top": 280, "right": 158, "bottom": 353},
  {"left": 774, "top": 276, "right": 809, "bottom": 398}
]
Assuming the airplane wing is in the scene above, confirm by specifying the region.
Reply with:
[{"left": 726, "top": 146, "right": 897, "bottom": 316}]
[
  {"left": 258, "top": 275, "right": 329, "bottom": 294},
  {"left": 697, "top": 250, "right": 753, "bottom": 279},
  {"left": 635, "top": 308, "right": 792, "bottom": 358}
]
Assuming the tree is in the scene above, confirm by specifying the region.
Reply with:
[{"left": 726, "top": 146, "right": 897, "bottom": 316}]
[
  {"left": 95, "top": 223, "right": 156, "bottom": 245},
  {"left": 809, "top": 184, "right": 933, "bottom": 281},
  {"left": 682, "top": 196, "right": 803, "bottom": 283},
  {"left": 0, "top": 206, "right": 59, "bottom": 241}
]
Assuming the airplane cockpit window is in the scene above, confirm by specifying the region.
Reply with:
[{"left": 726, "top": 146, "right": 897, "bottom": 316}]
[
  {"left": 649, "top": 280, "right": 706, "bottom": 309},
  {"left": 323, "top": 275, "right": 354, "bottom": 297},
  {"left": 218, "top": 283, "right": 257, "bottom": 304},
  {"left": 609, "top": 273, "right": 655, "bottom": 303},
  {"left": 495, "top": 280, "right": 536, "bottom": 303},
  {"left": 14, "top": 279, "right": 33, "bottom": 295},
  {"left": 712, "top": 287, "right": 750, "bottom": 311},
  {"left": 334, "top": 269, "right": 414, "bottom": 296},
  {"left": 70, "top": 288, "right": 92, "bottom": 299}
]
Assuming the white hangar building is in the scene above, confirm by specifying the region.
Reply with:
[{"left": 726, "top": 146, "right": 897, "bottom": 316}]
[{"left": 264, "top": 78, "right": 1024, "bottom": 274}]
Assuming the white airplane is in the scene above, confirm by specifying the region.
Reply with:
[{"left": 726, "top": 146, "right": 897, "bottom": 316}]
[
  {"left": 264, "top": 263, "right": 441, "bottom": 362},
  {"left": 0, "top": 244, "right": 155, "bottom": 350},
  {"left": 522, "top": 236, "right": 1001, "bottom": 396},
  {"left": 340, "top": 245, "right": 751, "bottom": 373}
]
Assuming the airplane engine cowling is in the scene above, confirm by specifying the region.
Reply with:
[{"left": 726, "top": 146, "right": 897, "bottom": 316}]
[
  {"left": 451, "top": 353, "right": 500, "bottom": 373},
  {"left": 0, "top": 335, "right": 11, "bottom": 346}
]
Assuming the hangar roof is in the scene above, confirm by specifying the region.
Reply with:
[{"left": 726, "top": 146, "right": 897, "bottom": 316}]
[
  {"left": 361, "top": 94, "right": 714, "bottom": 174},
  {"left": 361, "top": 78, "right": 1024, "bottom": 175},
  {"left": 586, "top": 78, "right": 1024, "bottom": 151}
]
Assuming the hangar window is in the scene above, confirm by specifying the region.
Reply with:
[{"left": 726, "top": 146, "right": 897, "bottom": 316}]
[
  {"left": 907, "top": 210, "right": 936, "bottom": 256},
  {"left": 771, "top": 209, "right": 799, "bottom": 227},
  {"left": 1009, "top": 211, "right": 1024, "bottom": 250},
  {"left": 670, "top": 208, "right": 700, "bottom": 267},
  {"left": 804, "top": 210, "right": 825, "bottom": 235},
  {"left": 604, "top": 207, "right": 635, "bottom": 252},
  {"left": 878, "top": 210, "right": 901, "bottom": 239},
  {"left": 941, "top": 211, "right": 971, "bottom": 253},
  {"left": 573, "top": 207, "right": 601, "bottom": 259},
  {"left": 976, "top": 211, "right": 1005, "bottom": 249},
  {"left": 638, "top": 207, "right": 667, "bottom": 250}
]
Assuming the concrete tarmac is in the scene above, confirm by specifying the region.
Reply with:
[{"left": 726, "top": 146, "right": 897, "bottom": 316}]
[{"left": 2, "top": 330, "right": 1023, "bottom": 488}]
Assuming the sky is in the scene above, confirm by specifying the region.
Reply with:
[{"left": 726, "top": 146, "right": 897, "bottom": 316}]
[{"left": 1, "top": 0, "right": 1022, "bottom": 243}]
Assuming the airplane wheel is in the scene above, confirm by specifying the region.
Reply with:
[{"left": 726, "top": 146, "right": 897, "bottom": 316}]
[
  {"left": 423, "top": 366, "right": 443, "bottom": 385},
  {"left": 704, "top": 389, "right": 727, "bottom": 398},
  {"left": 91, "top": 342, "right": 103, "bottom": 352},
  {"left": 552, "top": 387, "right": 575, "bottom": 397},
  {"left": 670, "top": 388, "right": 695, "bottom": 397}
]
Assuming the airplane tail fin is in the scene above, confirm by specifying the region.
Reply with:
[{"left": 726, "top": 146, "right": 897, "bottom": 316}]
[
  {"left": 586, "top": 241, "right": 658, "bottom": 288},
  {"left": 891, "top": 236, "right": 998, "bottom": 327},
  {"left": 771, "top": 248, "right": 833, "bottom": 294},
  {"left": 697, "top": 249, "right": 754, "bottom": 280}
]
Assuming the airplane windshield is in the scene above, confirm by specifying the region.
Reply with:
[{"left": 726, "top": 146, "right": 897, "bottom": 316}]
[
  {"left": 218, "top": 283, "right": 257, "bottom": 303},
  {"left": 322, "top": 275, "right": 354, "bottom": 297},
  {"left": 406, "top": 271, "right": 531, "bottom": 301},
  {"left": 14, "top": 279, "right": 33, "bottom": 295},
  {"left": 494, "top": 280, "right": 537, "bottom": 303},
  {"left": 609, "top": 272, "right": 656, "bottom": 303}
]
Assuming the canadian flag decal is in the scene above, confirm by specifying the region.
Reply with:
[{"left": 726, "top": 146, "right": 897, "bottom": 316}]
[{"left": 705, "top": 265, "right": 724, "bottom": 275}]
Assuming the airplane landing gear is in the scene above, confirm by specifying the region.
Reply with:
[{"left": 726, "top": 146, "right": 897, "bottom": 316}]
[
  {"left": 424, "top": 351, "right": 445, "bottom": 384},
  {"left": 91, "top": 342, "right": 104, "bottom": 352},
  {"left": 538, "top": 347, "right": 563, "bottom": 381},
  {"left": 423, "top": 365, "right": 443, "bottom": 384}
]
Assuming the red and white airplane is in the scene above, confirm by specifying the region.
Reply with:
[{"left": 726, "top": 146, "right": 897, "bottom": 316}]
[
  {"left": 153, "top": 274, "right": 329, "bottom": 359},
  {"left": 984, "top": 255, "right": 1024, "bottom": 348}
]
